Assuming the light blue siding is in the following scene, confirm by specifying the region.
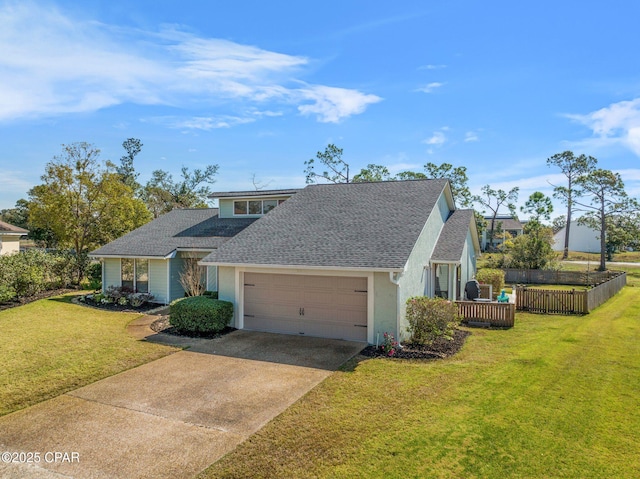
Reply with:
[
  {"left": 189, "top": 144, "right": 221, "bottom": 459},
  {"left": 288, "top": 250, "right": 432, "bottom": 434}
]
[
  {"left": 396, "top": 193, "right": 451, "bottom": 340},
  {"left": 149, "top": 259, "right": 168, "bottom": 304},
  {"left": 217, "top": 266, "right": 237, "bottom": 326},
  {"left": 373, "top": 272, "right": 398, "bottom": 342},
  {"left": 103, "top": 258, "right": 121, "bottom": 291},
  {"left": 207, "top": 266, "right": 218, "bottom": 291}
]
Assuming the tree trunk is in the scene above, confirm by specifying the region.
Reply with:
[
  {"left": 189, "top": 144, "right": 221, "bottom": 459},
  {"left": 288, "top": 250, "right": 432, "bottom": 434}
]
[
  {"left": 599, "top": 205, "right": 606, "bottom": 271},
  {"left": 563, "top": 202, "right": 571, "bottom": 260}
]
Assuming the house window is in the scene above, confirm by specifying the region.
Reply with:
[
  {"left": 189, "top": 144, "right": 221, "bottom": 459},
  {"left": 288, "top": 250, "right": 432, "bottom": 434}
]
[
  {"left": 121, "top": 258, "right": 149, "bottom": 292},
  {"left": 136, "top": 259, "right": 149, "bottom": 293},
  {"left": 234, "top": 199, "right": 285, "bottom": 215}
]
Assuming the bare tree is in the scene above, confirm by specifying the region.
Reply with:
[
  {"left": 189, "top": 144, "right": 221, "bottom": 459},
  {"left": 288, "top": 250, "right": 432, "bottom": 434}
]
[{"left": 179, "top": 255, "right": 207, "bottom": 296}]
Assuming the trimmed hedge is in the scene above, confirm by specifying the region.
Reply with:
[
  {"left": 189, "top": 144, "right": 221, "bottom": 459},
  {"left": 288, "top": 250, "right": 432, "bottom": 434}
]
[{"left": 169, "top": 296, "right": 233, "bottom": 334}]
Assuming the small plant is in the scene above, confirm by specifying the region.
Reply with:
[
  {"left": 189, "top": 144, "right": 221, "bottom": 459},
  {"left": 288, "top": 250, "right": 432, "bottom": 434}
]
[
  {"left": 117, "top": 297, "right": 128, "bottom": 306},
  {"left": 128, "top": 292, "right": 154, "bottom": 308},
  {"left": 406, "top": 296, "right": 461, "bottom": 345},
  {"left": 93, "top": 293, "right": 105, "bottom": 303},
  {"left": 379, "top": 332, "right": 399, "bottom": 357}
]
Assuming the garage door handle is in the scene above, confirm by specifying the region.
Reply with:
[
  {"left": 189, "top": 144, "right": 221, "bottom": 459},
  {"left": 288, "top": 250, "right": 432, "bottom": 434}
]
[
  {"left": 299, "top": 308, "right": 305, "bottom": 316},
  {"left": 354, "top": 324, "right": 367, "bottom": 327},
  {"left": 244, "top": 283, "right": 255, "bottom": 287},
  {"left": 244, "top": 314, "right": 255, "bottom": 318},
  {"left": 354, "top": 290, "right": 368, "bottom": 293}
]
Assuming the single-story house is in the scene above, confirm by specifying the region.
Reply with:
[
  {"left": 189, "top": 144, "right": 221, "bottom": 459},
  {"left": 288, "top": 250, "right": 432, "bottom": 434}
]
[
  {"left": 90, "top": 190, "right": 299, "bottom": 304},
  {"left": 553, "top": 220, "right": 600, "bottom": 253},
  {"left": 201, "top": 180, "right": 480, "bottom": 343},
  {"left": 0, "top": 221, "right": 28, "bottom": 255},
  {"left": 481, "top": 215, "right": 524, "bottom": 251},
  {"left": 91, "top": 180, "right": 480, "bottom": 343}
]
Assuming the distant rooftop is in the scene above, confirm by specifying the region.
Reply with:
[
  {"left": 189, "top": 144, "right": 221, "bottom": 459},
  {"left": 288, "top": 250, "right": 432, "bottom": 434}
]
[
  {"left": 0, "top": 220, "right": 28, "bottom": 235},
  {"left": 209, "top": 189, "right": 301, "bottom": 199}
]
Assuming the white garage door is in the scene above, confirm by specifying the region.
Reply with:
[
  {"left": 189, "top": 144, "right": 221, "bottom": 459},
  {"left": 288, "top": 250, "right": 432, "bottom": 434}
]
[{"left": 243, "top": 272, "right": 368, "bottom": 341}]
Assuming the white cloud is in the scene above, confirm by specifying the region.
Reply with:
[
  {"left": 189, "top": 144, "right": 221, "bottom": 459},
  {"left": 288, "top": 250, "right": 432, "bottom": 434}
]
[
  {"left": 464, "top": 131, "right": 479, "bottom": 142},
  {"left": 423, "top": 130, "right": 447, "bottom": 146},
  {"left": 419, "top": 64, "right": 447, "bottom": 70},
  {"left": 416, "top": 82, "right": 444, "bottom": 93},
  {"left": 0, "top": 2, "right": 380, "bottom": 124},
  {"left": 297, "top": 85, "right": 382, "bottom": 123},
  {"left": 566, "top": 98, "right": 640, "bottom": 156}
]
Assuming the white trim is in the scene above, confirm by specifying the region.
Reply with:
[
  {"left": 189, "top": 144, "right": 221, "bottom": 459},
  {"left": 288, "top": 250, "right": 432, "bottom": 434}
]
[
  {"left": 101, "top": 260, "right": 106, "bottom": 294},
  {"left": 92, "top": 254, "right": 174, "bottom": 260},
  {"left": 200, "top": 261, "right": 401, "bottom": 273},
  {"left": 175, "top": 248, "right": 216, "bottom": 253}
]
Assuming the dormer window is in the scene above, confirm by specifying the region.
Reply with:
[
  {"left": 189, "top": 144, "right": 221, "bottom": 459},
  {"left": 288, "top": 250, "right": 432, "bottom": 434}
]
[{"left": 234, "top": 199, "right": 285, "bottom": 216}]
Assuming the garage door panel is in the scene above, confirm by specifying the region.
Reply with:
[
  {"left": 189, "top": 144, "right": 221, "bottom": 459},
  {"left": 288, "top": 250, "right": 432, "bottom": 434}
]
[{"left": 243, "top": 273, "right": 368, "bottom": 342}]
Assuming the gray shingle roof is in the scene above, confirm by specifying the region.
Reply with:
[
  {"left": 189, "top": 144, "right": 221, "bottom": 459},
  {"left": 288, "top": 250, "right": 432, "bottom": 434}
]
[
  {"left": 209, "top": 189, "right": 301, "bottom": 198},
  {"left": 0, "top": 220, "right": 28, "bottom": 235},
  {"left": 90, "top": 209, "right": 257, "bottom": 258},
  {"left": 431, "top": 209, "right": 476, "bottom": 262},
  {"left": 202, "top": 180, "right": 450, "bottom": 270},
  {"left": 484, "top": 216, "right": 523, "bottom": 230}
]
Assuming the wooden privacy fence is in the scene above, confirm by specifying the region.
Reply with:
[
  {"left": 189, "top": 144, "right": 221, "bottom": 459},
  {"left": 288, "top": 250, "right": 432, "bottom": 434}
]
[
  {"left": 504, "top": 269, "right": 616, "bottom": 286},
  {"left": 457, "top": 301, "right": 515, "bottom": 328},
  {"left": 515, "top": 272, "right": 626, "bottom": 315},
  {"left": 516, "top": 288, "right": 587, "bottom": 314}
]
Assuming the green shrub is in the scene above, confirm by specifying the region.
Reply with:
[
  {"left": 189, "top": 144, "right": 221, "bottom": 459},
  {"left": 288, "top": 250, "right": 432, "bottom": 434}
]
[
  {"left": 476, "top": 268, "right": 505, "bottom": 299},
  {"left": 203, "top": 290, "right": 219, "bottom": 299},
  {"left": 86, "top": 262, "right": 102, "bottom": 291},
  {"left": 0, "top": 284, "right": 16, "bottom": 304},
  {"left": 406, "top": 296, "right": 461, "bottom": 345},
  {"left": 169, "top": 296, "right": 233, "bottom": 335}
]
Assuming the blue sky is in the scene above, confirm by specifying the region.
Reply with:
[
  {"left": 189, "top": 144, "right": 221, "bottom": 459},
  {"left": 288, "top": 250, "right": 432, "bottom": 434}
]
[{"left": 2, "top": 0, "right": 640, "bottom": 218}]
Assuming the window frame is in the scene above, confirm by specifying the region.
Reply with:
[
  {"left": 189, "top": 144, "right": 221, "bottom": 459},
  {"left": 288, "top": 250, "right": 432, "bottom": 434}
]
[
  {"left": 121, "top": 258, "right": 150, "bottom": 293},
  {"left": 233, "top": 198, "right": 286, "bottom": 216}
]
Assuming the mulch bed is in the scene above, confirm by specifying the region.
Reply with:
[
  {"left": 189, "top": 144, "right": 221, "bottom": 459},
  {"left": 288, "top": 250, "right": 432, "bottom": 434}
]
[
  {"left": 0, "top": 288, "right": 76, "bottom": 312},
  {"left": 79, "top": 297, "right": 165, "bottom": 313},
  {"left": 149, "top": 315, "right": 236, "bottom": 339},
  {"left": 361, "top": 329, "right": 471, "bottom": 360}
]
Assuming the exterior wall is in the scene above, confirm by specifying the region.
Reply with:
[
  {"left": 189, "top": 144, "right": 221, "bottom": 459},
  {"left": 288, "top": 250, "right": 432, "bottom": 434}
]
[
  {"left": 103, "top": 258, "right": 121, "bottom": 290},
  {"left": 373, "top": 272, "right": 399, "bottom": 342},
  {"left": 218, "top": 196, "right": 293, "bottom": 218},
  {"left": 149, "top": 260, "right": 168, "bottom": 304},
  {"left": 168, "top": 251, "right": 210, "bottom": 302},
  {"left": 553, "top": 221, "right": 600, "bottom": 253},
  {"left": 217, "top": 266, "right": 237, "bottom": 326},
  {"left": 396, "top": 193, "right": 451, "bottom": 340},
  {"left": 460, "top": 230, "right": 478, "bottom": 298},
  {"left": 207, "top": 265, "right": 218, "bottom": 291},
  {"left": 0, "top": 235, "right": 21, "bottom": 255}
]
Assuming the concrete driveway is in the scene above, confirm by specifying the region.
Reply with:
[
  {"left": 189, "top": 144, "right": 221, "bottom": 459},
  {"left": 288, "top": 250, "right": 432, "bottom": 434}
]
[{"left": 0, "top": 328, "right": 364, "bottom": 479}]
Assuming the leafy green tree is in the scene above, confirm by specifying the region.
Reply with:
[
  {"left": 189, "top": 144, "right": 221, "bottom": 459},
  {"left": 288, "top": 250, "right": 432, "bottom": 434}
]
[
  {"left": 474, "top": 185, "right": 519, "bottom": 251},
  {"left": 424, "top": 162, "right": 473, "bottom": 207},
  {"left": 551, "top": 215, "right": 567, "bottom": 234},
  {"left": 352, "top": 164, "right": 393, "bottom": 183},
  {"left": 604, "top": 212, "right": 640, "bottom": 257},
  {"left": 573, "top": 168, "right": 635, "bottom": 271},
  {"left": 28, "top": 142, "right": 151, "bottom": 281},
  {"left": 142, "top": 165, "right": 219, "bottom": 218},
  {"left": 395, "top": 171, "right": 427, "bottom": 180},
  {"left": 304, "top": 144, "right": 350, "bottom": 184},
  {"left": 117, "top": 138, "right": 143, "bottom": 193},
  {"left": 521, "top": 191, "right": 553, "bottom": 223},
  {"left": 547, "top": 151, "right": 597, "bottom": 259},
  {"left": 508, "top": 224, "right": 556, "bottom": 269}
]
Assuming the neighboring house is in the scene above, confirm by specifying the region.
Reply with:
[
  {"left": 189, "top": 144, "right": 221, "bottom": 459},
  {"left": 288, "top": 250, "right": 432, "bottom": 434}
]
[
  {"left": 201, "top": 180, "right": 480, "bottom": 343},
  {"left": 481, "top": 215, "right": 524, "bottom": 251},
  {"left": 553, "top": 220, "right": 600, "bottom": 253},
  {"left": 0, "top": 221, "right": 28, "bottom": 255},
  {"left": 90, "top": 189, "right": 299, "bottom": 303}
]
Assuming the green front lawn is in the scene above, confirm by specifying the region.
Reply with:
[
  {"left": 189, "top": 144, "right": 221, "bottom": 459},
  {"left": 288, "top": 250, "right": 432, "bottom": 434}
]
[
  {"left": 0, "top": 293, "right": 177, "bottom": 416},
  {"left": 201, "top": 286, "right": 640, "bottom": 478}
]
